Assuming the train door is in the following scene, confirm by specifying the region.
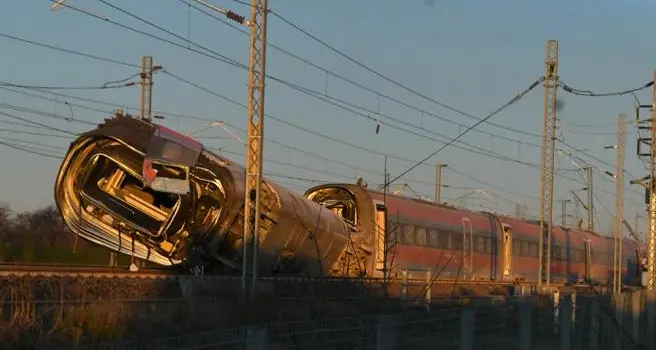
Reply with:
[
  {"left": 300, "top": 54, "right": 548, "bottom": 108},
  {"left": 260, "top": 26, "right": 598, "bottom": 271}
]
[
  {"left": 584, "top": 240, "right": 592, "bottom": 282},
  {"left": 462, "top": 217, "right": 473, "bottom": 279},
  {"left": 502, "top": 223, "right": 513, "bottom": 277},
  {"left": 373, "top": 201, "right": 387, "bottom": 277}
]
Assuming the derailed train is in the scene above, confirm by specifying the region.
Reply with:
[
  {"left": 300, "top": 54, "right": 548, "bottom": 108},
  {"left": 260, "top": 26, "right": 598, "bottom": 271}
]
[{"left": 54, "top": 114, "right": 646, "bottom": 285}]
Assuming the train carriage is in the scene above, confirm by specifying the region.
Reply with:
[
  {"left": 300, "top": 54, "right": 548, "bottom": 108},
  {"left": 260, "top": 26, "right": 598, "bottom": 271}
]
[
  {"left": 54, "top": 114, "right": 353, "bottom": 276},
  {"left": 304, "top": 182, "right": 645, "bottom": 286},
  {"left": 53, "top": 113, "right": 646, "bottom": 288}
]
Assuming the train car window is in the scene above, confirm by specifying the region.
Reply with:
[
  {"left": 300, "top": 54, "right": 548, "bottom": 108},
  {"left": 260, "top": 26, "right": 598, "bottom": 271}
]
[
  {"left": 529, "top": 243, "right": 538, "bottom": 258},
  {"left": 387, "top": 222, "right": 398, "bottom": 244},
  {"left": 553, "top": 246, "right": 561, "bottom": 260},
  {"left": 451, "top": 232, "right": 462, "bottom": 250},
  {"left": 476, "top": 237, "right": 485, "bottom": 253},
  {"left": 521, "top": 241, "right": 529, "bottom": 256},
  {"left": 513, "top": 240, "right": 520, "bottom": 256},
  {"left": 403, "top": 224, "right": 415, "bottom": 245},
  {"left": 427, "top": 228, "right": 438, "bottom": 247},
  {"left": 415, "top": 227, "right": 427, "bottom": 246},
  {"left": 485, "top": 238, "right": 492, "bottom": 254},
  {"left": 439, "top": 230, "right": 450, "bottom": 249}
]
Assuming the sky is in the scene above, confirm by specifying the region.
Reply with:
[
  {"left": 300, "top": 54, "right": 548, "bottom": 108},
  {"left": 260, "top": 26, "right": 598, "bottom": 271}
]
[{"left": 0, "top": 0, "right": 654, "bottom": 238}]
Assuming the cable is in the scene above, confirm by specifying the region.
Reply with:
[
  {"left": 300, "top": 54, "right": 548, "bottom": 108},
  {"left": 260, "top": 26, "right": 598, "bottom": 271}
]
[
  {"left": 269, "top": 10, "right": 544, "bottom": 138},
  {"left": 446, "top": 167, "right": 540, "bottom": 201},
  {"left": 558, "top": 139, "right": 643, "bottom": 195},
  {"left": 4, "top": 71, "right": 643, "bottom": 211},
  {"left": 5, "top": 24, "right": 537, "bottom": 169},
  {"left": 175, "top": 0, "right": 544, "bottom": 143},
  {"left": 0, "top": 32, "right": 139, "bottom": 68},
  {"left": 0, "top": 139, "right": 63, "bottom": 159},
  {"left": 5, "top": 74, "right": 640, "bottom": 207},
  {"left": 0, "top": 101, "right": 97, "bottom": 127},
  {"left": 382, "top": 77, "right": 544, "bottom": 189},
  {"left": 0, "top": 110, "right": 77, "bottom": 136},
  {"left": 33, "top": 0, "right": 651, "bottom": 198},
  {"left": 267, "top": 75, "right": 542, "bottom": 167},
  {"left": 0, "top": 79, "right": 137, "bottom": 90},
  {"left": 559, "top": 79, "right": 653, "bottom": 97}
]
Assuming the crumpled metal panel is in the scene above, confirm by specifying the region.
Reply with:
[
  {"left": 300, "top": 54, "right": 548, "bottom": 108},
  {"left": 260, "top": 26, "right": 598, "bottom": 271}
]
[{"left": 54, "top": 114, "right": 353, "bottom": 276}]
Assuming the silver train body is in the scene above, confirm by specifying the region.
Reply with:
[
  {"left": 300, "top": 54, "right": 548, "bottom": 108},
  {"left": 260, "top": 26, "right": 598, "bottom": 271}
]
[{"left": 54, "top": 114, "right": 355, "bottom": 276}]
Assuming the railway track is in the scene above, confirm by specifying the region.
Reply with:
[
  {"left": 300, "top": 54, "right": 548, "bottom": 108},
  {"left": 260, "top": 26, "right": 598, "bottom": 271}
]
[{"left": 0, "top": 263, "right": 619, "bottom": 292}]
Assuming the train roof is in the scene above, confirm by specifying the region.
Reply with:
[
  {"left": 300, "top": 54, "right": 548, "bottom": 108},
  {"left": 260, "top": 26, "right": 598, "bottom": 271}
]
[{"left": 306, "top": 182, "right": 641, "bottom": 247}]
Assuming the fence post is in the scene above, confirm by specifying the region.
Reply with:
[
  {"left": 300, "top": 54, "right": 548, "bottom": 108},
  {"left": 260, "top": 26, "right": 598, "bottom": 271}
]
[
  {"left": 401, "top": 270, "right": 408, "bottom": 301},
  {"left": 553, "top": 290, "right": 560, "bottom": 329},
  {"left": 377, "top": 314, "right": 397, "bottom": 350},
  {"left": 632, "top": 290, "right": 642, "bottom": 345},
  {"left": 571, "top": 293, "right": 583, "bottom": 349},
  {"left": 560, "top": 294, "right": 572, "bottom": 350},
  {"left": 518, "top": 299, "right": 532, "bottom": 350},
  {"left": 589, "top": 297, "right": 599, "bottom": 350},
  {"left": 425, "top": 270, "right": 432, "bottom": 310},
  {"left": 648, "top": 291, "right": 656, "bottom": 349},
  {"left": 246, "top": 326, "right": 268, "bottom": 350},
  {"left": 613, "top": 293, "right": 625, "bottom": 350},
  {"left": 460, "top": 309, "right": 473, "bottom": 350}
]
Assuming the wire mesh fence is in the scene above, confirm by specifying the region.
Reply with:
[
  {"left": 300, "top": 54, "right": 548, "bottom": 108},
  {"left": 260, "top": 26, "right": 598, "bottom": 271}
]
[{"left": 21, "top": 290, "right": 656, "bottom": 349}]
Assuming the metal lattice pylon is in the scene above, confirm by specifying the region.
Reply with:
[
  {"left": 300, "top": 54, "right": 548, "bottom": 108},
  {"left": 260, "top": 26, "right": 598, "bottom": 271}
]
[
  {"left": 242, "top": 0, "right": 269, "bottom": 301},
  {"left": 538, "top": 40, "right": 559, "bottom": 287}
]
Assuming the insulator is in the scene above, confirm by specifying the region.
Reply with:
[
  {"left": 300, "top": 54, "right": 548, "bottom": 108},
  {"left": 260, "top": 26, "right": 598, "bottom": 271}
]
[{"left": 226, "top": 10, "right": 245, "bottom": 24}]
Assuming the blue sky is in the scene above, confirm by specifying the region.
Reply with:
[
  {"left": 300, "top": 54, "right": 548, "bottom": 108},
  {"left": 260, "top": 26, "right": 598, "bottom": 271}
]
[{"left": 0, "top": 0, "right": 654, "bottom": 238}]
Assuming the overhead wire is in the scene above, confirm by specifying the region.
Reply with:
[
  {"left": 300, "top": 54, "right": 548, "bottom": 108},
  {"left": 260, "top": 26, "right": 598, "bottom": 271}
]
[
  {"left": 10, "top": 6, "right": 645, "bottom": 210},
  {"left": 0, "top": 87, "right": 545, "bottom": 212},
  {"left": 268, "top": 9, "right": 544, "bottom": 139},
  {"left": 382, "top": 77, "right": 545, "bottom": 189},
  {"left": 0, "top": 19, "right": 592, "bottom": 183},
  {"left": 174, "top": 0, "right": 544, "bottom": 145},
  {"left": 5, "top": 29, "right": 522, "bottom": 172},
  {"left": 3, "top": 71, "right": 643, "bottom": 210},
  {"left": 4, "top": 71, "right": 641, "bottom": 207},
  {"left": 85, "top": 0, "right": 546, "bottom": 154},
  {"left": 559, "top": 80, "right": 653, "bottom": 98},
  {"left": 0, "top": 139, "right": 63, "bottom": 159},
  {"left": 0, "top": 78, "right": 137, "bottom": 90}
]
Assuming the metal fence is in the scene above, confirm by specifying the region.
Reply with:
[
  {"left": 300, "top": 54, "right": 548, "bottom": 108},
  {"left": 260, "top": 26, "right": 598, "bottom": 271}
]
[{"left": 39, "top": 290, "right": 656, "bottom": 350}]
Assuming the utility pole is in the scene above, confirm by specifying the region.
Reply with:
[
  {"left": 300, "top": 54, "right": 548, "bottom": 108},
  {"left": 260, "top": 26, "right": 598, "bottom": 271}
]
[
  {"left": 613, "top": 113, "right": 626, "bottom": 294},
  {"left": 561, "top": 199, "right": 570, "bottom": 228},
  {"left": 649, "top": 71, "right": 656, "bottom": 291},
  {"left": 139, "top": 56, "right": 153, "bottom": 122},
  {"left": 242, "top": 0, "right": 269, "bottom": 302},
  {"left": 435, "top": 164, "right": 447, "bottom": 203},
  {"left": 585, "top": 166, "right": 594, "bottom": 231},
  {"left": 538, "top": 39, "right": 559, "bottom": 287}
]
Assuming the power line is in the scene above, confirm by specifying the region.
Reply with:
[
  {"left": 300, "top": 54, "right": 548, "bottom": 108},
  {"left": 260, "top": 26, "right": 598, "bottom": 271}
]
[
  {"left": 5, "top": 71, "right": 641, "bottom": 205},
  {"left": 559, "top": 79, "right": 653, "bottom": 97},
  {"left": 4, "top": 68, "right": 643, "bottom": 209},
  {"left": 268, "top": 10, "right": 544, "bottom": 138},
  {"left": 0, "top": 32, "right": 139, "bottom": 68},
  {"left": 0, "top": 79, "right": 137, "bottom": 90},
  {"left": 175, "top": 0, "right": 544, "bottom": 144},
  {"left": 1, "top": 21, "right": 540, "bottom": 160},
  {"left": 0, "top": 139, "right": 63, "bottom": 159},
  {"left": 0, "top": 27, "right": 640, "bottom": 205},
  {"left": 382, "top": 77, "right": 545, "bottom": 189}
]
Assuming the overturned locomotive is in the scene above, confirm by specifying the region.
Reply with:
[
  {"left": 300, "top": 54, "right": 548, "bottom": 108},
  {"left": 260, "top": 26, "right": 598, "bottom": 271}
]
[{"left": 54, "top": 114, "right": 368, "bottom": 276}]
